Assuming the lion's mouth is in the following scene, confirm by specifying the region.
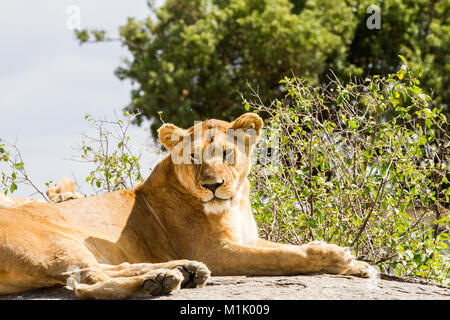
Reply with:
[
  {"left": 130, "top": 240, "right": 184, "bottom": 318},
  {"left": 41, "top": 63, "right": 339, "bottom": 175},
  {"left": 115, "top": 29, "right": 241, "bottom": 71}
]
[
  {"left": 202, "top": 197, "right": 231, "bottom": 214},
  {"left": 202, "top": 195, "right": 232, "bottom": 203}
]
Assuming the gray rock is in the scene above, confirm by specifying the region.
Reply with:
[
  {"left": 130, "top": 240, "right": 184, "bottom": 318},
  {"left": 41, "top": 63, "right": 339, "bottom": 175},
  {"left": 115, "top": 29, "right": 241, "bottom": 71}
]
[{"left": 1, "top": 274, "right": 448, "bottom": 300}]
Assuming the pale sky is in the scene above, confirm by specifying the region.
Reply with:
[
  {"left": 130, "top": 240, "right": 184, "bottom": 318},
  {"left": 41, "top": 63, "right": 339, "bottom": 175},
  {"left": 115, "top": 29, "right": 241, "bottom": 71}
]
[{"left": 0, "top": 0, "right": 166, "bottom": 197}]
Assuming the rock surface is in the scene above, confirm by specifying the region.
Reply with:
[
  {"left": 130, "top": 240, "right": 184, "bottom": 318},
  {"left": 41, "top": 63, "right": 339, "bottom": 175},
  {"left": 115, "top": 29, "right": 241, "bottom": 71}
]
[{"left": 1, "top": 274, "right": 448, "bottom": 300}]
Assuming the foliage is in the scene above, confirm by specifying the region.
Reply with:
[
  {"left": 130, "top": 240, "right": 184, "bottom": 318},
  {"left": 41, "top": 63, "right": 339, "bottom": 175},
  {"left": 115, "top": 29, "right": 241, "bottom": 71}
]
[
  {"left": 248, "top": 62, "right": 450, "bottom": 285},
  {"left": 0, "top": 139, "right": 48, "bottom": 200},
  {"left": 0, "top": 112, "right": 146, "bottom": 198},
  {"left": 75, "top": 0, "right": 449, "bottom": 138},
  {"left": 342, "top": 0, "right": 450, "bottom": 107},
  {"left": 70, "top": 112, "right": 145, "bottom": 194}
]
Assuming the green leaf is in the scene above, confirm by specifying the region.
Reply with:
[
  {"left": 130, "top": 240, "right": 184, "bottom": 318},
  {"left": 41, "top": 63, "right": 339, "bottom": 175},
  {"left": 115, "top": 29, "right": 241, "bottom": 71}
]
[
  {"left": 412, "top": 86, "right": 422, "bottom": 94},
  {"left": 9, "top": 183, "right": 17, "bottom": 193},
  {"left": 413, "top": 254, "right": 422, "bottom": 265},
  {"left": 348, "top": 120, "right": 357, "bottom": 129},
  {"left": 293, "top": 176, "right": 302, "bottom": 185},
  {"left": 14, "top": 162, "right": 24, "bottom": 169}
]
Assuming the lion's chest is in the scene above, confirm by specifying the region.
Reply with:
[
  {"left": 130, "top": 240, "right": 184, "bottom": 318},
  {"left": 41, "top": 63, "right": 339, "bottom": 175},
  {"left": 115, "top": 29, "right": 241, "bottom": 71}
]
[{"left": 225, "top": 205, "right": 258, "bottom": 247}]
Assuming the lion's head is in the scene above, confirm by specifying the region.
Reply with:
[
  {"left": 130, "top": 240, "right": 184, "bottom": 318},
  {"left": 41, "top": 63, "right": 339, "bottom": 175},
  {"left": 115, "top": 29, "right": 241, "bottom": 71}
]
[{"left": 158, "top": 113, "right": 263, "bottom": 214}]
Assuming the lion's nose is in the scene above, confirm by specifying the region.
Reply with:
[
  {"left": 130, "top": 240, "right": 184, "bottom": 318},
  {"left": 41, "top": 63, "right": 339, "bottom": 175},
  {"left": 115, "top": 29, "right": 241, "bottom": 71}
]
[{"left": 202, "top": 181, "right": 224, "bottom": 193}]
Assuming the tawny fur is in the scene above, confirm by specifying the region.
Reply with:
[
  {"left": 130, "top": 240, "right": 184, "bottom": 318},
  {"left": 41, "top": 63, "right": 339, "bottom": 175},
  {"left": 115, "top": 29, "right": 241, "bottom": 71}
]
[
  {"left": 0, "top": 113, "right": 376, "bottom": 299},
  {"left": 46, "top": 178, "right": 83, "bottom": 203},
  {"left": 0, "top": 178, "right": 82, "bottom": 209}
]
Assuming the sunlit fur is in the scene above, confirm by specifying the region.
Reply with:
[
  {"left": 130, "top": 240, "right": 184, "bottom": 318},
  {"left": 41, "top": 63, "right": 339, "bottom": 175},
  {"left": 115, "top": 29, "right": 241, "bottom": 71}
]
[
  {"left": 203, "top": 198, "right": 231, "bottom": 215},
  {"left": 0, "top": 178, "right": 80, "bottom": 209},
  {"left": 46, "top": 177, "right": 83, "bottom": 203},
  {"left": 159, "top": 116, "right": 260, "bottom": 216}
]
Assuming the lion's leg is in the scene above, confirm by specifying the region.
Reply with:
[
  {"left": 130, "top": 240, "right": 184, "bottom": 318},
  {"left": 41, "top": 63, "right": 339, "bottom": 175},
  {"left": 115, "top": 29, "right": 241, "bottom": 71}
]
[
  {"left": 71, "top": 267, "right": 183, "bottom": 299},
  {"left": 256, "top": 238, "right": 286, "bottom": 248},
  {"left": 255, "top": 238, "right": 369, "bottom": 277},
  {"left": 0, "top": 237, "right": 182, "bottom": 299},
  {"left": 0, "top": 238, "right": 101, "bottom": 296},
  {"left": 99, "top": 260, "right": 210, "bottom": 289},
  {"left": 58, "top": 255, "right": 193, "bottom": 299},
  {"left": 206, "top": 240, "right": 377, "bottom": 278}
]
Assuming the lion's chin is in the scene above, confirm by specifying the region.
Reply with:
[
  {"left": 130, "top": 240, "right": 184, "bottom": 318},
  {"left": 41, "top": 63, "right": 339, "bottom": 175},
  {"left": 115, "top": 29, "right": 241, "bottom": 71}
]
[{"left": 203, "top": 198, "right": 231, "bottom": 215}]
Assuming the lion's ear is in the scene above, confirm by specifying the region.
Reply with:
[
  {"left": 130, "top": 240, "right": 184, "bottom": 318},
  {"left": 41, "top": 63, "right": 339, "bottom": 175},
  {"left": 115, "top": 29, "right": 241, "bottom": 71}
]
[
  {"left": 231, "top": 113, "right": 263, "bottom": 133},
  {"left": 158, "top": 123, "right": 186, "bottom": 151},
  {"left": 230, "top": 113, "right": 263, "bottom": 146}
]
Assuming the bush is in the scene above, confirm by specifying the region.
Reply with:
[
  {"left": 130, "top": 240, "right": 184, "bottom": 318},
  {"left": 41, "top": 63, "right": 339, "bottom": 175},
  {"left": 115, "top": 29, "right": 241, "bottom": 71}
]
[
  {"left": 0, "top": 139, "right": 49, "bottom": 200},
  {"left": 248, "top": 60, "right": 450, "bottom": 285},
  {"left": 70, "top": 112, "right": 145, "bottom": 194}
]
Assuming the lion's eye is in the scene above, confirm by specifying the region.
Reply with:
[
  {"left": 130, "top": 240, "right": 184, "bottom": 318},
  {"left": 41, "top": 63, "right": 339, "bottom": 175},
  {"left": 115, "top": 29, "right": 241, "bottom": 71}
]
[
  {"left": 223, "top": 149, "right": 234, "bottom": 164},
  {"left": 190, "top": 153, "right": 201, "bottom": 164}
]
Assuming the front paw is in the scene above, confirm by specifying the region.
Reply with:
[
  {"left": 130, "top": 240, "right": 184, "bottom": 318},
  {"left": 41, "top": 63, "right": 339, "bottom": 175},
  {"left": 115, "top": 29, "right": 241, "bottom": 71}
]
[
  {"left": 304, "top": 241, "right": 377, "bottom": 279},
  {"left": 175, "top": 261, "right": 210, "bottom": 288},
  {"left": 143, "top": 269, "right": 183, "bottom": 295}
]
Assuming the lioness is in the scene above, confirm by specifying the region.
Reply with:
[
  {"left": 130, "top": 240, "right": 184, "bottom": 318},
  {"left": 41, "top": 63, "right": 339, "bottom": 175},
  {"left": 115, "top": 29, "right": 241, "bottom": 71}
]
[
  {"left": 0, "top": 178, "right": 82, "bottom": 209},
  {"left": 0, "top": 193, "right": 46, "bottom": 209},
  {"left": 46, "top": 177, "right": 83, "bottom": 203},
  {"left": 0, "top": 113, "right": 375, "bottom": 299}
]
